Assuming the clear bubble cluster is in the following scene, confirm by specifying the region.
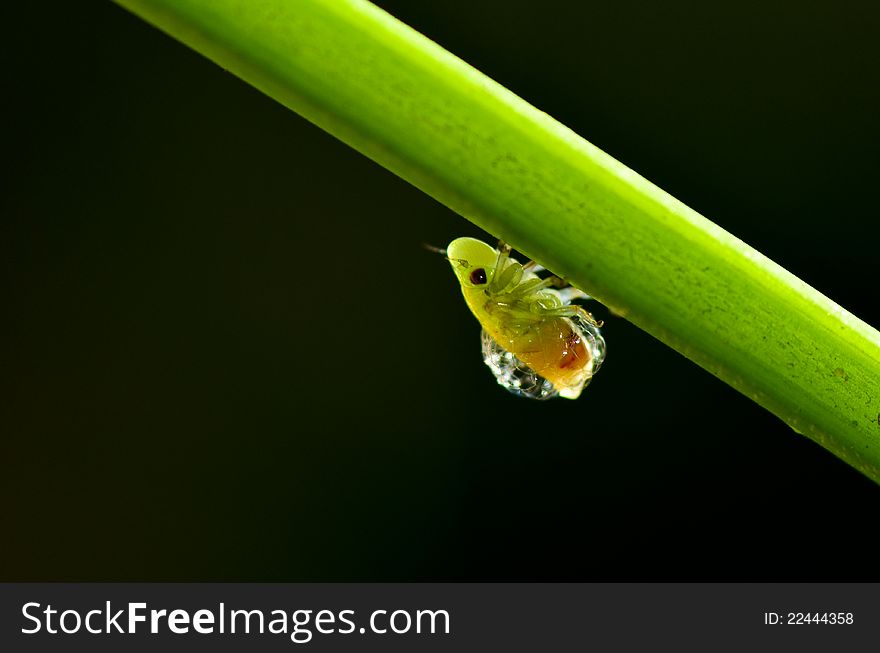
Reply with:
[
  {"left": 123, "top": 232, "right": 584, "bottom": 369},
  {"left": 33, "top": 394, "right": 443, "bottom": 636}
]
[
  {"left": 571, "top": 312, "right": 607, "bottom": 375},
  {"left": 480, "top": 329, "right": 559, "bottom": 399}
]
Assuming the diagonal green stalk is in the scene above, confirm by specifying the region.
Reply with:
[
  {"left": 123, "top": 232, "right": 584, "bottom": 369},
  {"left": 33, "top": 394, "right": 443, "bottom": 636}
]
[{"left": 113, "top": 0, "right": 880, "bottom": 482}]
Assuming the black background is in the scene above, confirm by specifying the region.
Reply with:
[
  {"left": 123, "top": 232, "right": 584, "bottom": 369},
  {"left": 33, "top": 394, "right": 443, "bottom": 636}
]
[{"left": 3, "top": 0, "right": 879, "bottom": 580}]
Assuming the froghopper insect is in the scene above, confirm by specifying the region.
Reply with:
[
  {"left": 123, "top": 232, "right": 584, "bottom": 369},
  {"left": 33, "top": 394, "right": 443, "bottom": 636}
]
[{"left": 445, "top": 237, "right": 606, "bottom": 400}]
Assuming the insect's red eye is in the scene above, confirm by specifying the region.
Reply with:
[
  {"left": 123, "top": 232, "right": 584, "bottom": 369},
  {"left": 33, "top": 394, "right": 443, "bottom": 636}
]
[{"left": 469, "top": 268, "right": 488, "bottom": 285}]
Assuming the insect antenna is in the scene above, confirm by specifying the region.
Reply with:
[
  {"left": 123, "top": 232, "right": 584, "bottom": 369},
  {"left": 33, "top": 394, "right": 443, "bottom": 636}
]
[
  {"left": 422, "top": 243, "right": 447, "bottom": 256},
  {"left": 422, "top": 243, "right": 469, "bottom": 267}
]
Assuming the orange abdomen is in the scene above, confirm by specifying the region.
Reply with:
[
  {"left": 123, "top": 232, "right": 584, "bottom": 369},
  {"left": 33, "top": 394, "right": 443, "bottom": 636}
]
[{"left": 507, "top": 317, "right": 593, "bottom": 391}]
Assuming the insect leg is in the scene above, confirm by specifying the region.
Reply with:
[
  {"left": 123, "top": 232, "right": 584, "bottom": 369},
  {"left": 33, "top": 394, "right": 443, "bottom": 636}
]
[
  {"left": 545, "top": 304, "right": 603, "bottom": 327},
  {"left": 507, "top": 277, "right": 555, "bottom": 297},
  {"left": 488, "top": 240, "right": 514, "bottom": 292},
  {"left": 556, "top": 287, "right": 592, "bottom": 303},
  {"left": 493, "top": 240, "right": 512, "bottom": 269},
  {"left": 520, "top": 268, "right": 570, "bottom": 289}
]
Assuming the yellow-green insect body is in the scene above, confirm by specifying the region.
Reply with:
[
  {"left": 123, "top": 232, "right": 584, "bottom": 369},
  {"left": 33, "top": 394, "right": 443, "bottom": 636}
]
[{"left": 446, "top": 237, "right": 605, "bottom": 399}]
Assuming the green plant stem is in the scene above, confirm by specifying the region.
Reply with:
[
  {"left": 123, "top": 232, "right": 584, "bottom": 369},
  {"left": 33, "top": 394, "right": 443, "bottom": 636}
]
[{"left": 113, "top": 0, "right": 880, "bottom": 482}]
